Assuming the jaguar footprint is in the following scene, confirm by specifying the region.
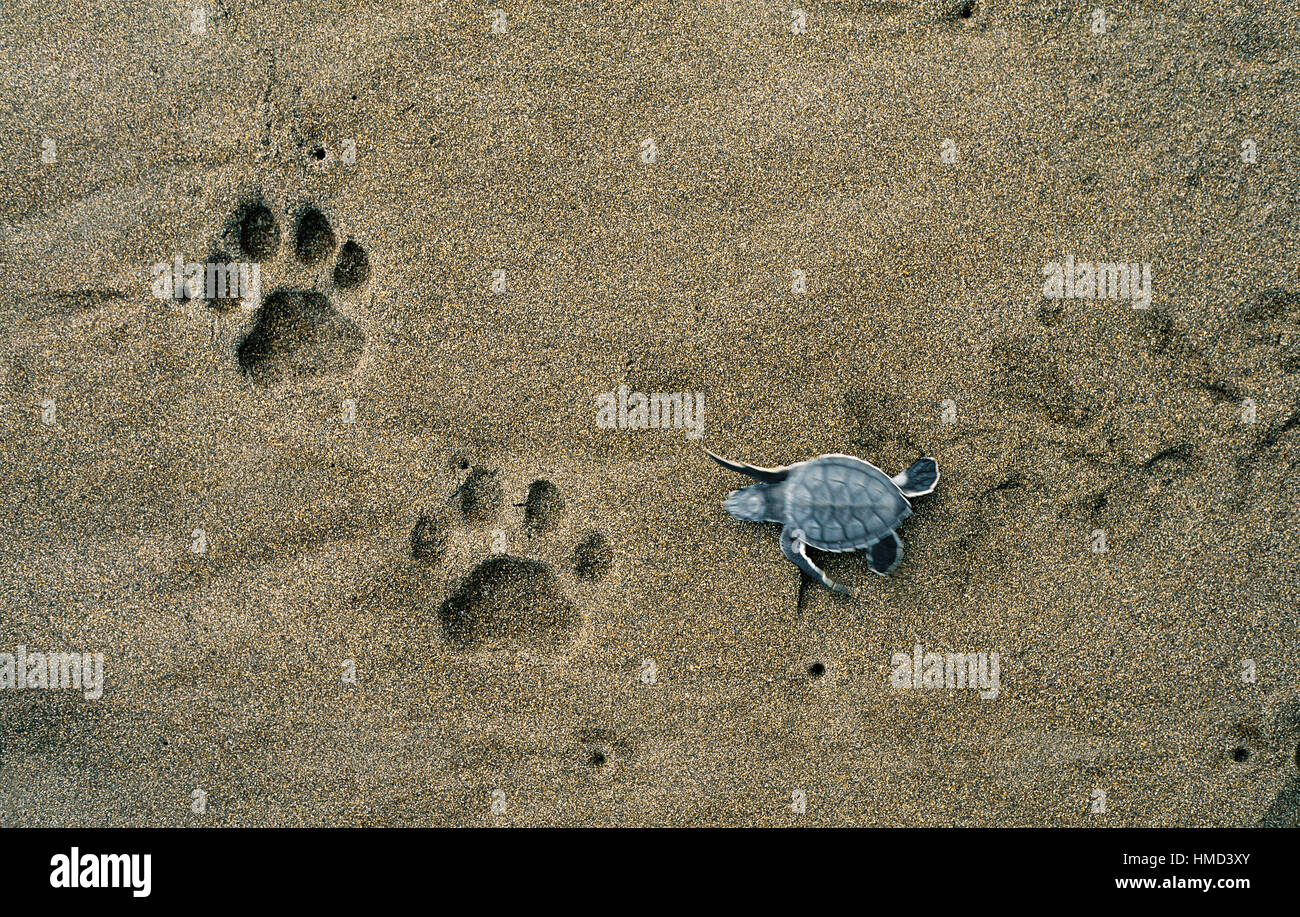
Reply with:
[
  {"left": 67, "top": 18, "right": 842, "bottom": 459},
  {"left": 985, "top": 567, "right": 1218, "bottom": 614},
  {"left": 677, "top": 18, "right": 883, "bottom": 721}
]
[
  {"left": 411, "top": 468, "right": 614, "bottom": 652},
  {"left": 222, "top": 198, "right": 371, "bottom": 386}
]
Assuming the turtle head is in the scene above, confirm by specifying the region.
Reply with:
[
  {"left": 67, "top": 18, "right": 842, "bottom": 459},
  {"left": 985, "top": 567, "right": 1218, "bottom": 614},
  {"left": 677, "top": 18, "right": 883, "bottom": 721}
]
[{"left": 724, "top": 483, "right": 782, "bottom": 523}]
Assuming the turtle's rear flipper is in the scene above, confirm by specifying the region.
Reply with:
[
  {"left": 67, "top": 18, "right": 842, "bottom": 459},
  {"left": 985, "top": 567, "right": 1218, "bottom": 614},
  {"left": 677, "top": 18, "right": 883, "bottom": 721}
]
[
  {"left": 704, "top": 448, "right": 792, "bottom": 484},
  {"left": 892, "top": 457, "right": 939, "bottom": 497},
  {"left": 781, "top": 527, "right": 860, "bottom": 598},
  {"left": 868, "top": 531, "right": 903, "bottom": 575}
]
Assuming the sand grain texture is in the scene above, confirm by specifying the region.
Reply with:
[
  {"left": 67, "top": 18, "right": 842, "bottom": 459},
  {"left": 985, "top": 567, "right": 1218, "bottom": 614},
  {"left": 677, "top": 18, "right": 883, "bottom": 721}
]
[{"left": 0, "top": 0, "right": 1297, "bottom": 826}]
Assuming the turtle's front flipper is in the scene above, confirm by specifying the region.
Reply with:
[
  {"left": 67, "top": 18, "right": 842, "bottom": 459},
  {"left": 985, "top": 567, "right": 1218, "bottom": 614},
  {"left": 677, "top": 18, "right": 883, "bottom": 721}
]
[
  {"left": 704, "top": 448, "right": 792, "bottom": 484},
  {"left": 781, "top": 526, "right": 860, "bottom": 598}
]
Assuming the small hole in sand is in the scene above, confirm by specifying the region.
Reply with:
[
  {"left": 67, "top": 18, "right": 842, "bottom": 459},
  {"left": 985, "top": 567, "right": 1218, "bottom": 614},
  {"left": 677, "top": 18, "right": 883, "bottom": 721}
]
[
  {"left": 589, "top": 750, "right": 606, "bottom": 768},
  {"left": 957, "top": 0, "right": 976, "bottom": 17},
  {"left": 311, "top": 145, "right": 326, "bottom": 161},
  {"left": 807, "top": 661, "right": 826, "bottom": 678},
  {"left": 1231, "top": 746, "right": 1250, "bottom": 763}
]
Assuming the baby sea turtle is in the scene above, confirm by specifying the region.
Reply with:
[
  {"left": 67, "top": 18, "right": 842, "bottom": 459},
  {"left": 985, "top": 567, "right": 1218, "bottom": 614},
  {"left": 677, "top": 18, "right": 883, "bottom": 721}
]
[{"left": 706, "top": 449, "right": 939, "bottom": 598}]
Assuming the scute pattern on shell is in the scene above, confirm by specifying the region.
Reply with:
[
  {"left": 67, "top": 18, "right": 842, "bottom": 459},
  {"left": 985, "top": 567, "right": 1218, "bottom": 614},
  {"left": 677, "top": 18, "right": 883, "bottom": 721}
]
[{"left": 784, "top": 456, "right": 911, "bottom": 551}]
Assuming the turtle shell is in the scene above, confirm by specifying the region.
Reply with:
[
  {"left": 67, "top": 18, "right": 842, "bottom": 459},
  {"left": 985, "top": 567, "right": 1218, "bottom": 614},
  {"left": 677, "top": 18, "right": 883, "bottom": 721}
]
[{"left": 783, "top": 455, "right": 911, "bottom": 552}]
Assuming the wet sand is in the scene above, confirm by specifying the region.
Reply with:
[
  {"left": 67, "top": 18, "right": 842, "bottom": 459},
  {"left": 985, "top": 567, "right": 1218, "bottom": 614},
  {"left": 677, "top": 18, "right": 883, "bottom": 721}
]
[{"left": 0, "top": 0, "right": 1297, "bottom": 825}]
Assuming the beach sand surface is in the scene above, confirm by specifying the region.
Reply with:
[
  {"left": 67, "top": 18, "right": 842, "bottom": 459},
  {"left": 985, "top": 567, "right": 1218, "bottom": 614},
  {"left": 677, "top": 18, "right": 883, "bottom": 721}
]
[{"left": 0, "top": 0, "right": 1297, "bottom": 825}]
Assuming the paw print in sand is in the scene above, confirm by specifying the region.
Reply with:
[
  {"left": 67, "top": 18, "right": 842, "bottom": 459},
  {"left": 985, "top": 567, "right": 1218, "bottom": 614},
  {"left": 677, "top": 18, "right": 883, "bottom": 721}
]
[
  {"left": 407, "top": 464, "right": 614, "bottom": 653},
  {"left": 218, "top": 197, "right": 372, "bottom": 386}
]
